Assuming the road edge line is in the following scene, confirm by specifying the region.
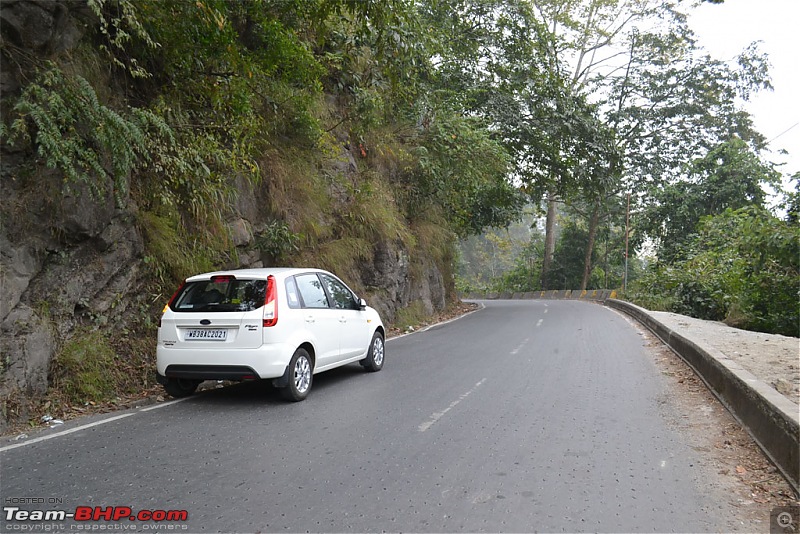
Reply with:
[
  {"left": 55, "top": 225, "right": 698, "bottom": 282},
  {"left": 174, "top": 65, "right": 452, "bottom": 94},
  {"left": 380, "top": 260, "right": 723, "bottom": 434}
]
[
  {"left": 0, "top": 413, "right": 134, "bottom": 453},
  {"left": 388, "top": 301, "right": 486, "bottom": 341}
]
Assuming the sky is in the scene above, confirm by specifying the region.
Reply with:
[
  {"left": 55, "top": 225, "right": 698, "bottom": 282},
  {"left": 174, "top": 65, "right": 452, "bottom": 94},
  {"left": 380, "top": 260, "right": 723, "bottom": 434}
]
[{"left": 688, "top": 0, "right": 800, "bottom": 191}]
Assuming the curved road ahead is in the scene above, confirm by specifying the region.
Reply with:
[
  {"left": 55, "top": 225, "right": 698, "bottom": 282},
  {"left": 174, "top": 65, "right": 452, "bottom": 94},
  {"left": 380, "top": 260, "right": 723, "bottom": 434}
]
[{"left": 2, "top": 300, "right": 741, "bottom": 532}]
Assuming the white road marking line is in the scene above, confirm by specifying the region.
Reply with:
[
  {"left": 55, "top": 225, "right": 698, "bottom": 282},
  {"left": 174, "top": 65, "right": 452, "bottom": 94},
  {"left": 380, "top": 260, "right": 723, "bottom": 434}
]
[
  {"left": 388, "top": 302, "right": 486, "bottom": 341},
  {"left": 139, "top": 397, "right": 191, "bottom": 412},
  {"left": 511, "top": 338, "right": 530, "bottom": 355},
  {"left": 536, "top": 319, "right": 544, "bottom": 327},
  {"left": 1, "top": 397, "right": 193, "bottom": 452},
  {"left": 0, "top": 413, "right": 134, "bottom": 452},
  {"left": 418, "top": 378, "right": 487, "bottom": 432}
]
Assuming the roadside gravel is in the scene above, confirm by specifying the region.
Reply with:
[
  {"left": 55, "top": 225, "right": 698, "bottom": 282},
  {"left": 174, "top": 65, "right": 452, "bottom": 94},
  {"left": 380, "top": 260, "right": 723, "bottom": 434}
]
[{"left": 650, "top": 311, "right": 800, "bottom": 406}]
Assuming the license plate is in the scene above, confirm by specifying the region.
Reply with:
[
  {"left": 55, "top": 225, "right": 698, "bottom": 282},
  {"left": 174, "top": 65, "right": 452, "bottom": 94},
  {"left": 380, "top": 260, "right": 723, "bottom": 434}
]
[{"left": 185, "top": 328, "right": 227, "bottom": 341}]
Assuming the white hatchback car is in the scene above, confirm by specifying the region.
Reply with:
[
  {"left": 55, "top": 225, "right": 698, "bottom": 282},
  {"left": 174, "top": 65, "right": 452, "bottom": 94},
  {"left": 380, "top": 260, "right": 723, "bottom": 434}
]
[{"left": 156, "top": 268, "right": 385, "bottom": 401}]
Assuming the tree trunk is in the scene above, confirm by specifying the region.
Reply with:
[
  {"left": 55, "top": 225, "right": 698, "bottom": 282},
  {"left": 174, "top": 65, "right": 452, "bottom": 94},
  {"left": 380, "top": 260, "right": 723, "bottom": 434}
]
[
  {"left": 581, "top": 202, "right": 601, "bottom": 290},
  {"left": 541, "top": 191, "right": 558, "bottom": 290}
]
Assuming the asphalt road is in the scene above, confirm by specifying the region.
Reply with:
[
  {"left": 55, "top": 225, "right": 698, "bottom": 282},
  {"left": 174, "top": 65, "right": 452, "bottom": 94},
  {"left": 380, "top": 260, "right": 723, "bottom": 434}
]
[{"left": 1, "top": 300, "right": 736, "bottom": 532}]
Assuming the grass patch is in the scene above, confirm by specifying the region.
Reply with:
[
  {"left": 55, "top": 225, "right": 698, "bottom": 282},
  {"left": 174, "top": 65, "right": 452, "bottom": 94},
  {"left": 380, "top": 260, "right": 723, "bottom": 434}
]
[
  {"left": 411, "top": 214, "right": 455, "bottom": 266},
  {"left": 138, "top": 210, "right": 218, "bottom": 284},
  {"left": 51, "top": 330, "right": 120, "bottom": 404},
  {"left": 260, "top": 148, "right": 334, "bottom": 247},
  {"left": 344, "top": 174, "right": 415, "bottom": 249},
  {"left": 393, "top": 301, "right": 429, "bottom": 331},
  {"left": 303, "top": 237, "right": 373, "bottom": 291}
]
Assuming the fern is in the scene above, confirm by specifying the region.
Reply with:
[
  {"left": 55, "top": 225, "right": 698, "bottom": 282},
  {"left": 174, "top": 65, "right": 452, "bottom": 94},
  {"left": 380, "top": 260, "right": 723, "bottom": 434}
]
[
  {"left": 7, "top": 66, "right": 156, "bottom": 206},
  {"left": 87, "top": 0, "right": 159, "bottom": 79}
]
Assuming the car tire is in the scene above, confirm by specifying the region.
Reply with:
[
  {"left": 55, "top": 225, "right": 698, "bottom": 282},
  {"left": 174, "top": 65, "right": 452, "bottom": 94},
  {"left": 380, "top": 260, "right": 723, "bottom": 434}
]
[
  {"left": 280, "top": 348, "right": 313, "bottom": 402},
  {"left": 360, "top": 331, "right": 385, "bottom": 372},
  {"left": 163, "top": 378, "right": 200, "bottom": 398}
]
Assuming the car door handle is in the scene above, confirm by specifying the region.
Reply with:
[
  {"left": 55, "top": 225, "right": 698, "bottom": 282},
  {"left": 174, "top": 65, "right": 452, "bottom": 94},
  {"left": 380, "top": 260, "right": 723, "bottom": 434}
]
[{"left": 305, "top": 317, "right": 315, "bottom": 323}]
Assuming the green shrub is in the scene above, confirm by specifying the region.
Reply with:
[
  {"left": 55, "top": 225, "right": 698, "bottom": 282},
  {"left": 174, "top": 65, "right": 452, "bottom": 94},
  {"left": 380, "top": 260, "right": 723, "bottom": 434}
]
[
  {"left": 255, "top": 221, "right": 301, "bottom": 264},
  {"left": 52, "top": 330, "right": 119, "bottom": 404},
  {"left": 629, "top": 207, "right": 799, "bottom": 336}
]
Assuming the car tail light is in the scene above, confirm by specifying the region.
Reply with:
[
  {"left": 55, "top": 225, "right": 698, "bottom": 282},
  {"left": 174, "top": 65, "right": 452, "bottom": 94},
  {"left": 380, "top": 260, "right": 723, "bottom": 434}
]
[
  {"left": 210, "top": 275, "right": 236, "bottom": 283},
  {"left": 263, "top": 275, "right": 278, "bottom": 327},
  {"left": 159, "top": 281, "right": 185, "bottom": 328}
]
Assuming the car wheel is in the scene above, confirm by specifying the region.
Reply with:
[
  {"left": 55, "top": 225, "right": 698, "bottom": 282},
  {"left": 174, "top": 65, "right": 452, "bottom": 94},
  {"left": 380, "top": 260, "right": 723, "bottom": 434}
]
[
  {"left": 163, "top": 378, "right": 200, "bottom": 398},
  {"left": 280, "top": 348, "right": 313, "bottom": 401},
  {"left": 361, "top": 331, "right": 385, "bottom": 372}
]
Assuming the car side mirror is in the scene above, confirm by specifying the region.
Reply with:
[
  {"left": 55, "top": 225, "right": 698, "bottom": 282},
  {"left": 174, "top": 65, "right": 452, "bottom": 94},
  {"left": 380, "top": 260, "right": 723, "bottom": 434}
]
[{"left": 358, "top": 298, "right": 367, "bottom": 310}]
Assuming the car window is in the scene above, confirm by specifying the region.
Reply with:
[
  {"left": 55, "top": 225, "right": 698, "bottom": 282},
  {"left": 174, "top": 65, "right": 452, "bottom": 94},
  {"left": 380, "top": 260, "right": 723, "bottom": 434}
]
[
  {"left": 171, "top": 279, "right": 266, "bottom": 312},
  {"left": 320, "top": 274, "right": 359, "bottom": 310},
  {"left": 285, "top": 277, "right": 301, "bottom": 309},
  {"left": 295, "top": 274, "right": 330, "bottom": 309}
]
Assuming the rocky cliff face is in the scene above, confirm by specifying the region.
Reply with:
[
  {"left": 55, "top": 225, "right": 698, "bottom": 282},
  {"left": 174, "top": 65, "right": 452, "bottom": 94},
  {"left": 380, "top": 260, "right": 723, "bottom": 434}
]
[{"left": 0, "top": 0, "right": 450, "bottom": 431}]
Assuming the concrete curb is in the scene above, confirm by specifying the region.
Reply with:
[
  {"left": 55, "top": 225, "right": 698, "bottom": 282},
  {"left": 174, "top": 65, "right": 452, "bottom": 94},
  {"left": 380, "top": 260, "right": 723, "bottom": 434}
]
[{"left": 606, "top": 298, "right": 800, "bottom": 495}]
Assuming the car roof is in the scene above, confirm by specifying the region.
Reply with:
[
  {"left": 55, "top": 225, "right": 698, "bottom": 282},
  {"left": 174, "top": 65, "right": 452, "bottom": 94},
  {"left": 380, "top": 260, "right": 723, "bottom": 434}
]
[{"left": 185, "top": 267, "right": 326, "bottom": 282}]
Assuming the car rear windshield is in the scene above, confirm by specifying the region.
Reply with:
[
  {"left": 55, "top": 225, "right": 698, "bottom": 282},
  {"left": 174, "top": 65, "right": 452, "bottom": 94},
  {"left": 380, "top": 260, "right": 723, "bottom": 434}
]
[{"left": 171, "top": 279, "right": 267, "bottom": 312}]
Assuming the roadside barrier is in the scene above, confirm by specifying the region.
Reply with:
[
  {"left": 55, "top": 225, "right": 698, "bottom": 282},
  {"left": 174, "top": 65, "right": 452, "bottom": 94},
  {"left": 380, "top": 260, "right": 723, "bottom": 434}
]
[{"left": 462, "top": 289, "right": 617, "bottom": 301}]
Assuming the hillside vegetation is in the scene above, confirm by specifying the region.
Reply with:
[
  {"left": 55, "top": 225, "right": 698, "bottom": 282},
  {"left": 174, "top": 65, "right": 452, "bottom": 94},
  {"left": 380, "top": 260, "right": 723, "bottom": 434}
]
[{"left": 0, "top": 0, "right": 525, "bottom": 428}]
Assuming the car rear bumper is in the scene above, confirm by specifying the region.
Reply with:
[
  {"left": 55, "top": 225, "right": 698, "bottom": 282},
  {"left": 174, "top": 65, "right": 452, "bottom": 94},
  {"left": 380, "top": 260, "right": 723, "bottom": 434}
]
[{"left": 156, "top": 343, "right": 292, "bottom": 380}]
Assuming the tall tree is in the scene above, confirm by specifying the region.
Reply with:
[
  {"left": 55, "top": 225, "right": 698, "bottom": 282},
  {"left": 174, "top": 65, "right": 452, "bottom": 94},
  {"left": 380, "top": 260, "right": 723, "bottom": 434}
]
[
  {"left": 417, "top": 0, "right": 579, "bottom": 263},
  {"left": 605, "top": 31, "right": 771, "bottom": 192},
  {"left": 641, "top": 137, "right": 780, "bottom": 262},
  {"left": 523, "top": 0, "right": 663, "bottom": 288},
  {"left": 491, "top": 79, "right": 616, "bottom": 288},
  {"left": 530, "top": 1, "right": 772, "bottom": 289}
]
